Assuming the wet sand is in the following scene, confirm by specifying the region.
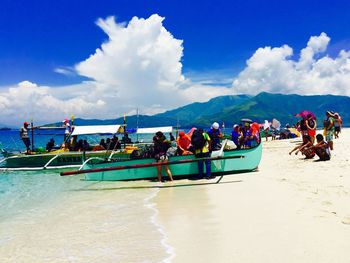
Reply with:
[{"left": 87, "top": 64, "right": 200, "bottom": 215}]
[{"left": 155, "top": 128, "right": 350, "bottom": 262}]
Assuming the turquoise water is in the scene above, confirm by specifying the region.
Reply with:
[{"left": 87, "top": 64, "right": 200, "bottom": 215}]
[
  {"left": 0, "top": 169, "right": 169, "bottom": 261},
  {"left": 0, "top": 130, "right": 171, "bottom": 261}
]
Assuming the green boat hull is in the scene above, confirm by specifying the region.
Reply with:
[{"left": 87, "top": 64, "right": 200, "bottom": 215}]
[{"left": 83, "top": 143, "right": 262, "bottom": 181}]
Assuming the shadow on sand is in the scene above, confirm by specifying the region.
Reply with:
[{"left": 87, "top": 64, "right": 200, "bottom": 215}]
[{"left": 74, "top": 176, "right": 243, "bottom": 192}]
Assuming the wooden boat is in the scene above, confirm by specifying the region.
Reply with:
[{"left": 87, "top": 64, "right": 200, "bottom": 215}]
[
  {"left": 0, "top": 124, "right": 128, "bottom": 170},
  {"left": 61, "top": 140, "right": 262, "bottom": 181},
  {"left": 0, "top": 125, "right": 174, "bottom": 170}
]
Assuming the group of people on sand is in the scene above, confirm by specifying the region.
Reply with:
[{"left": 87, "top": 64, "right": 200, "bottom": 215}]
[
  {"left": 152, "top": 124, "right": 220, "bottom": 182},
  {"left": 153, "top": 120, "right": 260, "bottom": 182},
  {"left": 289, "top": 111, "right": 343, "bottom": 161}
]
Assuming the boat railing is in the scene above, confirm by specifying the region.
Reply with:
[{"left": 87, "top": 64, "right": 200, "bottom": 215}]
[
  {"left": 79, "top": 157, "right": 106, "bottom": 170},
  {"left": 43, "top": 154, "right": 61, "bottom": 169}
]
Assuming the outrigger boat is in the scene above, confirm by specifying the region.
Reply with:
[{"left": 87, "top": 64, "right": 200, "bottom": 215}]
[
  {"left": 0, "top": 124, "right": 129, "bottom": 170},
  {"left": 0, "top": 125, "right": 175, "bottom": 170},
  {"left": 61, "top": 138, "right": 262, "bottom": 181}
]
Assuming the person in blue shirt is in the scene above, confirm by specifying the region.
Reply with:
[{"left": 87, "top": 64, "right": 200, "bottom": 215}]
[
  {"left": 231, "top": 124, "right": 242, "bottom": 149},
  {"left": 242, "top": 122, "right": 254, "bottom": 148},
  {"left": 207, "top": 122, "right": 222, "bottom": 151}
]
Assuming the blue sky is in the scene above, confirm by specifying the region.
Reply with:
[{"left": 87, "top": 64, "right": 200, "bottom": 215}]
[
  {"left": 1, "top": 0, "right": 350, "bottom": 125},
  {"left": 1, "top": 0, "right": 350, "bottom": 86}
]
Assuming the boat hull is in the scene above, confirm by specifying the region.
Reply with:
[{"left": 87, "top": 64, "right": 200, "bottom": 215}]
[{"left": 83, "top": 143, "right": 262, "bottom": 181}]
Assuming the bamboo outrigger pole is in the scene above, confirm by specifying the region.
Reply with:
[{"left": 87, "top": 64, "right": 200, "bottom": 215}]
[{"left": 60, "top": 154, "right": 244, "bottom": 176}]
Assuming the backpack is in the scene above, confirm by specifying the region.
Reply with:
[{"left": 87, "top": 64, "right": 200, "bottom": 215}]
[{"left": 191, "top": 130, "right": 206, "bottom": 150}]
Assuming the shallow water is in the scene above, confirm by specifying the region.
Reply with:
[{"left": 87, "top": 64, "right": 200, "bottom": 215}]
[{"left": 0, "top": 169, "right": 171, "bottom": 262}]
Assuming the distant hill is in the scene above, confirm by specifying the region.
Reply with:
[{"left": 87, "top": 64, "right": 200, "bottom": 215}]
[
  {"left": 194, "top": 92, "right": 350, "bottom": 127},
  {"left": 45, "top": 92, "right": 349, "bottom": 128}
]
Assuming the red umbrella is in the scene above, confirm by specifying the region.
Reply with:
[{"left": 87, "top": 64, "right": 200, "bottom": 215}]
[{"left": 295, "top": 110, "right": 316, "bottom": 120}]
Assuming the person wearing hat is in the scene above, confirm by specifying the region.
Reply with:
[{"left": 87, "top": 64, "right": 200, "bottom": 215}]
[
  {"left": 20, "top": 122, "right": 31, "bottom": 154},
  {"left": 176, "top": 131, "right": 192, "bottom": 155},
  {"left": 63, "top": 119, "right": 72, "bottom": 141},
  {"left": 207, "top": 122, "right": 223, "bottom": 151},
  {"left": 324, "top": 111, "right": 335, "bottom": 150}
]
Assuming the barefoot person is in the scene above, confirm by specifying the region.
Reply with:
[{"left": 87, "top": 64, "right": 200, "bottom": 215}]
[
  {"left": 19, "top": 122, "right": 31, "bottom": 154},
  {"left": 334, "top": 113, "right": 342, "bottom": 139},
  {"left": 289, "top": 135, "right": 313, "bottom": 156},
  {"left": 305, "top": 114, "right": 317, "bottom": 144},
  {"left": 310, "top": 134, "right": 331, "bottom": 161},
  {"left": 153, "top": 132, "right": 173, "bottom": 182},
  {"left": 324, "top": 111, "right": 335, "bottom": 150}
]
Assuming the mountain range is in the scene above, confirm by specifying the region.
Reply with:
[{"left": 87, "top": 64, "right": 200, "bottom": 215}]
[{"left": 50, "top": 92, "right": 349, "bottom": 129}]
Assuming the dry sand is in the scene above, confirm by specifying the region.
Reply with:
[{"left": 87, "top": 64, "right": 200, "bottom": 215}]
[{"left": 155, "top": 128, "right": 350, "bottom": 263}]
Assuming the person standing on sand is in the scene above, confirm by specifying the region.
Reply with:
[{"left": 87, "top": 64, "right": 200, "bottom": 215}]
[
  {"left": 192, "top": 128, "right": 212, "bottom": 179},
  {"left": 19, "top": 122, "right": 31, "bottom": 154},
  {"left": 324, "top": 111, "right": 335, "bottom": 150},
  {"left": 153, "top": 132, "right": 173, "bottom": 182},
  {"left": 334, "top": 113, "right": 342, "bottom": 139},
  {"left": 305, "top": 114, "right": 317, "bottom": 144}
]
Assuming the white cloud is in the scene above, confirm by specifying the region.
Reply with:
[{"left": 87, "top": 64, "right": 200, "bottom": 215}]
[
  {"left": 2, "top": 18, "right": 350, "bottom": 127},
  {"left": 1, "top": 14, "right": 229, "bottom": 125},
  {"left": 232, "top": 32, "right": 350, "bottom": 96},
  {"left": 0, "top": 81, "right": 104, "bottom": 125}
]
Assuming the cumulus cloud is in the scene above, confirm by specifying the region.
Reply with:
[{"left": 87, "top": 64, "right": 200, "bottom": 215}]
[
  {"left": 0, "top": 81, "right": 104, "bottom": 125},
  {"left": 0, "top": 14, "right": 229, "bottom": 125},
  {"left": 232, "top": 32, "right": 350, "bottom": 96},
  {"left": 2, "top": 16, "right": 349, "bottom": 126}
]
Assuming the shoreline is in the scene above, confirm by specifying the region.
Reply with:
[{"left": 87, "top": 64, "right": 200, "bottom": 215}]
[{"left": 154, "top": 128, "right": 350, "bottom": 262}]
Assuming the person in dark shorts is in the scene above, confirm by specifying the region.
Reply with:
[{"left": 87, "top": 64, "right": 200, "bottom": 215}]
[
  {"left": 20, "top": 122, "right": 31, "bottom": 154},
  {"left": 153, "top": 132, "right": 173, "bottom": 182},
  {"left": 310, "top": 134, "right": 331, "bottom": 161}
]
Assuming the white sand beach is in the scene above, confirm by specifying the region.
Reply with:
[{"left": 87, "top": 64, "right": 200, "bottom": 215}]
[
  {"left": 1, "top": 129, "right": 350, "bottom": 262},
  {"left": 155, "top": 128, "right": 350, "bottom": 262}
]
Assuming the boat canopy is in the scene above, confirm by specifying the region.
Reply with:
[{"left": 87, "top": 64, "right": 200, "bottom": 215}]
[
  {"left": 136, "top": 126, "right": 173, "bottom": 134},
  {"left": 71, "top": 125, "right": 122, "bottom": 136}
]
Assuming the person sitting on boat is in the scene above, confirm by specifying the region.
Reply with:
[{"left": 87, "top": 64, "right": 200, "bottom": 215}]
[
  {"left": 82, "top": 140, "right": 90, "bottom": 151},
  {"left": 63, "top": 119, "right": 72, "bottom": 141},
  {"left": 231, "top": 124, "right": 243, "bottom": 149},
  {"left": 153, "top": 132, "right": 173, "bottom": 182},
  {"left": 242, "top": 122, "right": 254, "bottom": 148},
  {"left": 69, "top": 135, "right": 78, "bottom": 151},
  {"left": 99, "top": 139, "right": 107, "bottom": 149},
  {"left": 176, "top": 131, "right": 192, "bottom": 155},
  {"left": 46, "top": 138, "right": 55, "bottom": 152},
  {"left": 192, "top": 128, "right": 212, "bottom": 179},
  {"left": 121, "top": 133, "right": 132, "bottom": 144},
  {"left": 207, "top": 122, "right": 222, "bottom": 151},
  {"left": 19, "top": 122, "right": 31, "bottom": 154},
  {"left": 111, "top": 135, "right": 121, "bottom": 150}
]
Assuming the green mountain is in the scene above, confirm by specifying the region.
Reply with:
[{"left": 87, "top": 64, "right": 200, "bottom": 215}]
[{"left": 47, "top": 92, "right": 349, "bottom": 128}]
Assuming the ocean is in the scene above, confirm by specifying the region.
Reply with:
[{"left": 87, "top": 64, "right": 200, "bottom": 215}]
[{"left": 0, "top": 130, "right": 174, "bottom": 262}]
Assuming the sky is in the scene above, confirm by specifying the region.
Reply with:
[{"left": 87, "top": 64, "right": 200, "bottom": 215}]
[{"left": 1, "top": 0, "right": 350, "bottom": 125}]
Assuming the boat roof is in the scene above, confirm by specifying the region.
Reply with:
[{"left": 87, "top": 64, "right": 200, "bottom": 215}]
[
  {"left": 136, "top": 126, "right": 173, "bottom": 134},
  {"left": 71, "top": 125, "right": 122, "bottom": 136}
]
